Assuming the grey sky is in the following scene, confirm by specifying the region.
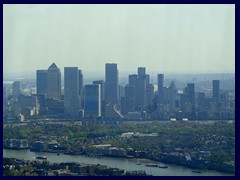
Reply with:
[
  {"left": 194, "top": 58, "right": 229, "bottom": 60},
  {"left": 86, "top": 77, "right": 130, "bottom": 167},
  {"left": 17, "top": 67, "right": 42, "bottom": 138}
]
[{"left": 3, "top": 4, "right": 235, "bottom": 74}]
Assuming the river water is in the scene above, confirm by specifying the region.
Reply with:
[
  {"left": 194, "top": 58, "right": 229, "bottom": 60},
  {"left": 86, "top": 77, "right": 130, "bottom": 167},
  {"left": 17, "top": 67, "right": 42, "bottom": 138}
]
[{"left": 3, "top": 149, "right": 234, "bottom": 176}]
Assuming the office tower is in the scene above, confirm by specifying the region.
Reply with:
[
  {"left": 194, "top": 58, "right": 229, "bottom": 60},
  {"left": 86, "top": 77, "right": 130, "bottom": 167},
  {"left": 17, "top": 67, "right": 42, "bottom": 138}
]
[
  {"left": 138, "top": 67, "right": 150, "bottom": 85},
  {"left": 36, "top": 70, "right": 47, "bottom": 95},
  {"left": 197, "top": 92, "right": 205, "bottom": 108},
  {"left": 135, "top": 77, "right": 146, "bottom": 110},
  {"left": 162, "top": 81, "right": 176, "bottom": 112},
  {"left": 125, "top": 85, "right": 135, "bottom": 113},
  {"left": 158, "top": 74, "right": 164, "bottom": 104},
  {"left": 146, "top": 84, "right": 154, "bottom": 107},
  {"left": 64, "top": 67, "right": 79, "bottom": 118},
  {"left": 93, "top": 80, "right": 105, "bottom": 115},
  {"left": 213, "top": 80, "right": 220, "bottom": 101},
  {"left": 138, "top": 67, "right": 146, "bottom": 76},
  {"left": 185, "top": 83, "right": 195, "bottom": 106},
  {"left": 129, "top": 70, "right": 148, "bottom": 111},
  {"left": 105, "top": 63, "right": 118, "bottom": 105},
  {"left": 129, "top": 74, "right": 138, "bottom": 86},
  {"left": 12, "top": 81, "right": 21, "bottom": 101},
  {"left": 45, "top": 98, "right": 64, "bottom": 115},
  {"left": 84, "top": 84, "right": 101, "bottom": 117},
  {"left": 18, "top": 95, "right": 40, "bottom": 116},
  {"left": 145, "top": 74, "right": 150, "bottom": 86},
  {"left": 128, "top": 67, "right": 149, "bottom": 111},
  {"left": 93, "top": 80, "right": 105, "bottom": 101},
  {"left": 184, "top": 83, "right": 196, "bottom": 118},
  {"left": 46, "top": 63, "right": 61, "bottom": 100},
  {"left": 36, "top": 94, "right": 46, "bottom": 108},
  {"left": 180, "top": 94, "right": 191, "bottom": 113},
  {"left": 78, "top": 69, "right": 84, "bottom": 107}
]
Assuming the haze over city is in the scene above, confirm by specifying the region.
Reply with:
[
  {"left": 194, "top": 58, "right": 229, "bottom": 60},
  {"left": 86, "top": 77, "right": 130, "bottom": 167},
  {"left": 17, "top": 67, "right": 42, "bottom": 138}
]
[
  {"left": 3, "top": 4, "right": 235, "bottom": 177},
  {"left": 4, "top": 4, "right": 235, "bottom": 74}
]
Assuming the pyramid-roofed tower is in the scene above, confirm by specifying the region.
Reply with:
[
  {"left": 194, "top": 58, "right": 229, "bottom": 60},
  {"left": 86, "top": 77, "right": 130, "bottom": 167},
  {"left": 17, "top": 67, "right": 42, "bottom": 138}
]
[{"left": 48, "top": 62, "right": 58, "bottom": 69}]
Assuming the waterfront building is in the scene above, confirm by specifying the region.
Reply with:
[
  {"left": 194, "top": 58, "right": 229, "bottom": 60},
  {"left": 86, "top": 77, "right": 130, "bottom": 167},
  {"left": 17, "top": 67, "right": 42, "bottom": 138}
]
[
  {"left": 84, "top": 84, "right": 101, "bottom": 117},
  {"left": 128, "top": 67, "right": 149, "bottom": 112},
  {"left": 64, "top": 67, "right": 79, "bottom": 118},
  {"left": 135, "top": 77, "right": 146, "bottom": 111},
  {"left": 183, "top": 83, "right": 196, "bottom": 118},
  {"left": 46, "top": 63, "right": 61, "bottom": 100},
  {"left": 105, "top": 63, "right": 118, "bottom": 105},
  {"left": 162, "top": 81, "right": 176, "bottom": 113},
  {"left": 125, "top": 85, "right": 135, "bottom": 113},
  {"left": 36, "top": 70, "right": 47, "bottom": 95}
]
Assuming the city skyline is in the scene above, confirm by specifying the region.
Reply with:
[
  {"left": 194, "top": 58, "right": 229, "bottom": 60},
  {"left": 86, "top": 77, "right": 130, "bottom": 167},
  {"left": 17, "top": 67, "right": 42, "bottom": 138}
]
[{"left": 4, "top": 4, "right": 235, "bottom": 74}]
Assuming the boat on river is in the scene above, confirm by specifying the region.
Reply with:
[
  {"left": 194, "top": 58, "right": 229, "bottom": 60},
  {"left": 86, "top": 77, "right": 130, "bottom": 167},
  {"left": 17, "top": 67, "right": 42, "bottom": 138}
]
[
  {"left": 158, "top": 165, "right": 168, "bottom": 168},
  {"left": 35, "top": 156, "right": 47, "bottom": 160},
  {"left": 145, "top": 163, "right": 158, "bottom": 167}
]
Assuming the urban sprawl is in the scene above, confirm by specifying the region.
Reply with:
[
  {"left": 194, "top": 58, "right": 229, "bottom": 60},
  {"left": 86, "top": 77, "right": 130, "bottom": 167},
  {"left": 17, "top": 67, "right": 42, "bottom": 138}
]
[{"left": 3, "top": 63, "right": 235, "bottom": 176}]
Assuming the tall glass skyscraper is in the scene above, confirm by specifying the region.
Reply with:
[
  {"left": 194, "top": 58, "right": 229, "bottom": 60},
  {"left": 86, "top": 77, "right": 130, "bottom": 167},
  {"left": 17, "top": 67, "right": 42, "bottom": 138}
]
[
  {"left": 213, "top": 80, "right": 220, "bottom": 101},
  {"left": 158, "top": 74, "right": 164, "bottom": 104},
  {"left": 84, "top": 84, "right": 101, "bottom": 117},
  {"left": 46, "top": 63, "right": 61, "bottom": 100},
  {"left": 12, "top": 81, "right": 21, "bottom": 101},
  {"left": 125, "top": 85, "right": 135, "bottom": 113},
  {"left": 78, "top": 69, "right": 84, "bottom": 109},
  {"left": 36, "top": 70, "right": 47, "bottom": 95},
  {"left": 64, "top": 67, "right": 79, "bottom": 118},
  {"left": 105, "top": 63, "right": 118, "bottom": 105}
]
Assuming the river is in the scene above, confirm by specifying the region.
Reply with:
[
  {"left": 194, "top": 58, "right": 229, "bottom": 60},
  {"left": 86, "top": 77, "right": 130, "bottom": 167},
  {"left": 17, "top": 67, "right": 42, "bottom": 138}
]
[{"left": 3, "top": 149, "right": 234, "bottom": 176}]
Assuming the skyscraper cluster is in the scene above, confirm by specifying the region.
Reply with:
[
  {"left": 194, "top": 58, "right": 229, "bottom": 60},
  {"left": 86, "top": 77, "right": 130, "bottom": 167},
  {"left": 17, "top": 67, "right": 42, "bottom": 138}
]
[{"left": 3, "top": 62, "right": 235, "bottom": 121}]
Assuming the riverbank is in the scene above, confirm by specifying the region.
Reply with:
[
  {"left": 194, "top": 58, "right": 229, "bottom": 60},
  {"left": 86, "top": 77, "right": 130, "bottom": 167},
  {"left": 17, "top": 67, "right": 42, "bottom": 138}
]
[
  {"left": 3, "top": 157, "right": 149, "bottom": 176},
  {"left": 3, "top": 147, "right": 235, "bottom": 174},
  {"left": 3, "top": 149, "right": 234, "bottom": 176}
]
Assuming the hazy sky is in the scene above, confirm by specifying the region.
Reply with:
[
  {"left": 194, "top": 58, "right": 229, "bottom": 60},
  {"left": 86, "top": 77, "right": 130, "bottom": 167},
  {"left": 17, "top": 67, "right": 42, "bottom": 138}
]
[{"left": 3, "top": 4, "right": 235, "bottom": 74}]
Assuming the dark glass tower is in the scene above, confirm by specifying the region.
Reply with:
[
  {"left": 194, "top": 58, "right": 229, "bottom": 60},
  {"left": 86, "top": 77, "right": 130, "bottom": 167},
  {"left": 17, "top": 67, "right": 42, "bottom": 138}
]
[
  {"left": 105, "top": 63, "right": 118, "bottom": 105},
  {"left": 84, "top": 84, "right": 101, "bottom": 117},
  {"left": 36, "top": 70, "right": 47, "bottom": 95},
  {"left": 158, "top": 74, "right": 164, "bottom": 104},
  {"left": 64, "top": 67, "right": 79, "bottom": 118},
  {"left": 46, "top": 63, "right": 61, "bottom": 100},
  {"left": 212, "top": 80, "right": 220, "bottom": 102},
  {"left": 185, "top": 83, "right": 195, "bottom": 105}
]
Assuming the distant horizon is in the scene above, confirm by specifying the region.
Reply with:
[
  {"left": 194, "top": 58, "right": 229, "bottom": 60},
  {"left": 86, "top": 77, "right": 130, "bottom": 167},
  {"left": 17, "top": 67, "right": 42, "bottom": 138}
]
[
  {"left": 4, "top": 4, "right": 235, "bottom": 74},
  {"left": 3, "top": 69, "right": 235, "bottom": 82},
  {"left": 3, "top": 69, "right": 235, "bottom": 76}
]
